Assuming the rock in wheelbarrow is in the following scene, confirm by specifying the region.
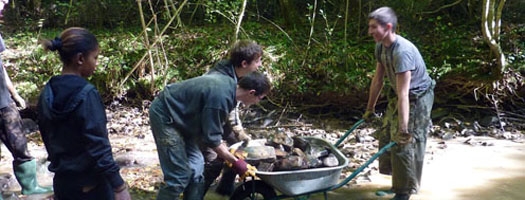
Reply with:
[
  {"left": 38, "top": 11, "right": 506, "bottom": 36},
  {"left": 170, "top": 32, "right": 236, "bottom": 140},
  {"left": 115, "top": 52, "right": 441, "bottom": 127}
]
[
  {"left": 267, "top": 131, "right": 294, "bottom": 152},
  {"left": 322, "top": 153, "right": 339, "bottom": 167},
  {"left": 273, "top": 155, "right": 309, "bottom": 171},
  {"left": 239, "top": 145, "right": 276, "bottom": 165}
]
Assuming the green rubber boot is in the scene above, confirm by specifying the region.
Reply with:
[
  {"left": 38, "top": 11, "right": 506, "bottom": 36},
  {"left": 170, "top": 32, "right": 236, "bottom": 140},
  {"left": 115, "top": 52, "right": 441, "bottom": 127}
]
[{"left": 13, "top": 160, "right": 53, "bottom": 195}]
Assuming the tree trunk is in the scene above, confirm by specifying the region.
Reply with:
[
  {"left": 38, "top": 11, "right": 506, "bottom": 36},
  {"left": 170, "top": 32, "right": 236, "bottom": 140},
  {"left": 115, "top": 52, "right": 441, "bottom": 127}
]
[{"left": 481, "top": 0, "right": 507, "bottom": 77}]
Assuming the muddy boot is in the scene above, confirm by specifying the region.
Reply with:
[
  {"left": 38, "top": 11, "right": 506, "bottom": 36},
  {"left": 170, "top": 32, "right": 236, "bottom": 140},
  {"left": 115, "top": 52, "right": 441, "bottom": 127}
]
[
  {"left": 13, "top": 160, "right": 53, "bottom": 195},
  {"left": 215, "top": 167, "right": 236, "bottom": 196},
  {"left": 183, "top": 180, "right": 206, "bottom": 200}
]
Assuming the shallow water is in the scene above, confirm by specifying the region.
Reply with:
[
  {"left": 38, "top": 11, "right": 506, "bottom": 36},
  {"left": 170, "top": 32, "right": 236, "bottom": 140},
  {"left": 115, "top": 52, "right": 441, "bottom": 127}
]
[
  {"left": 206, "top": 137, "right": 525, "bottom": 200},
  {"left": 2, "top": 136, "right": 524, "bottom": 200}
]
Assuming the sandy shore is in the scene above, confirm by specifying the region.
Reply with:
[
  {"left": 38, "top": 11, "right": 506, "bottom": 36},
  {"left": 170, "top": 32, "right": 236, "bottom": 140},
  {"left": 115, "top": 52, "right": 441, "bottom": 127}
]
[
  {"left": 2, "top": 134, "right": 524, "bottom": 200},
  {"left": 205, "top": 136, "right": 525, "bottom": 200}
]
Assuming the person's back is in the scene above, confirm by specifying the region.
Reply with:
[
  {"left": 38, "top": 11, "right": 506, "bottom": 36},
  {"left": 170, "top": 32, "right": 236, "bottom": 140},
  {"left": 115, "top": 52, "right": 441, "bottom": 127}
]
[
  {"left": 149, "top": 71, "right": 271, "bottom": 200},
  {"left": 37, "top": 27, "right": 130, "bottom": 200},
  {"left": 202, "top": 40, "right": 263, "bottom": 196},
  {"left": 152, "top": 74, "right": 236, "bottom": 145},
  {"left": 38, "top": 75, "right": 107, "bottom": 173}
]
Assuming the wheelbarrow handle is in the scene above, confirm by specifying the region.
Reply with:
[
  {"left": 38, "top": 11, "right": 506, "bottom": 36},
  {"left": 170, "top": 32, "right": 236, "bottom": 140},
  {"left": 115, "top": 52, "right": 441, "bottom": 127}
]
[
  {"left": 330, "top": 141, "right": 397, "bottom": 190},
  {"left": 334, "top": 119, "right": 365, "bottom": 147}
]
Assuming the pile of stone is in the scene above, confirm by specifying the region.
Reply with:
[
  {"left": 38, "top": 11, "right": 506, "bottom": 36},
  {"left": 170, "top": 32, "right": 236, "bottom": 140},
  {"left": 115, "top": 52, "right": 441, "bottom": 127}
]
[{"left": 235, "top": 133, "right": 340, "bottom": 172}]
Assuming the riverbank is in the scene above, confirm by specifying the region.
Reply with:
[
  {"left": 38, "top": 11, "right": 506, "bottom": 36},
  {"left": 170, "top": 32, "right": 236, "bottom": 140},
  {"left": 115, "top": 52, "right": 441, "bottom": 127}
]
[{"left": 1, "top": 126, "right": 524, "bottom": 200}]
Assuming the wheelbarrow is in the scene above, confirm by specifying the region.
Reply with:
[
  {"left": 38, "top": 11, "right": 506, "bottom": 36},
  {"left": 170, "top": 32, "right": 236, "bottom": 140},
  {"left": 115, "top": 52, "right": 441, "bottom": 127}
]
[{"left": 229, "top": 119, "right": 397, "bottom": 200}]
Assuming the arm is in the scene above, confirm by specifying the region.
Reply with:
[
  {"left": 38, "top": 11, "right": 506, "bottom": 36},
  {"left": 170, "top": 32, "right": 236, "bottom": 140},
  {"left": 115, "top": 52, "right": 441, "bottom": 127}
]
[
  {"left": 366, "top": 62, "right": 385, "bottom": 112},
  {"left": 213, "top": 140, "right": 256, "bottom": 178},
  {"left": 3, "top": 66, "right": 26, "bottom": 108},
  {"left": 202, "top": 107, "right": 239, "bottom": 161},
  {"left": 82, "top": 89, "right": 127, "bottom": 193},
  {"left": 396, "top": 70, "right": 411, "bottom": 132},
  {"left": 213, "top": 143, "right": 238, "bottom": 164},
  {"left": 229, "top": 102, "right": 251, "bottom": 141}
]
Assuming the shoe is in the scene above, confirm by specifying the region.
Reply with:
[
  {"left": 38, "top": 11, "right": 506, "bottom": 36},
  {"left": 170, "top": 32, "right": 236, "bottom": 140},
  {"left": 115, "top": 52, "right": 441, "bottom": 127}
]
[
  {"left": 376, "top": 189, "right": 394, "bottom": 196},
  {"left": 409, "top": 188, "right": 418, "bottom": 194},
  {"left": 391, "top": 193, "right": 410, "bottom": 200}
]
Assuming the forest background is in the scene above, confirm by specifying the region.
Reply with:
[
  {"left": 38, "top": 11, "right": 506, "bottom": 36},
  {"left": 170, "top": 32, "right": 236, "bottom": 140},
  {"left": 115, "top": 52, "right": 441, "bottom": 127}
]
[{"left": 1, "top": 0, "right": 524, "bottom": 128}]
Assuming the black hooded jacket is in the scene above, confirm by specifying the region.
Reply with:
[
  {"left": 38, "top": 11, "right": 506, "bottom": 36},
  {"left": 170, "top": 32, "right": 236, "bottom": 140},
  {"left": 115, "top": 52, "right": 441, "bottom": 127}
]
[{"left": 37, "top": 75, "right": 124, "bottom": 188}]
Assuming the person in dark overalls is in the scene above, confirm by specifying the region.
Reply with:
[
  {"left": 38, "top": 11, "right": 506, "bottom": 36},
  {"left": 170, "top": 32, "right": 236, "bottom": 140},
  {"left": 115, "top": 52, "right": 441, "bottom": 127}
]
[{"left": 362, "top": 6, "right": 435, "bottom": 200}]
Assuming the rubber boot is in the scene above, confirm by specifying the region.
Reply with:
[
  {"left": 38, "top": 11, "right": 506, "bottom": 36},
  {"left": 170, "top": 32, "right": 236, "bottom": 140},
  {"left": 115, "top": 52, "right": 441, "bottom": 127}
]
[
  {"left": 13, "top": 160, "right": 53, "bottom": 195},
  {"left": 183, "top": 180, "right": 206, "bottom": 200},
  {"left": 215, "top": 167, "right": 236, "bottom": 196}
]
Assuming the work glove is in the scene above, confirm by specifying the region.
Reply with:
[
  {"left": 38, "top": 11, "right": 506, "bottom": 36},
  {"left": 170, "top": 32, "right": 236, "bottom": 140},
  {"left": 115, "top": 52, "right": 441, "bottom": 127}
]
[
  {"left": 233, "top": 125, "right": 251, "bottom": 142},
  {"left": 230, "top": 159, "right": 257, "bottom": 179},
  {"left": 394, "top": 130, "right": 413, "bottom": 145},
  {"left": 362, "top": 110, "right": 381, "bottom": 127}
]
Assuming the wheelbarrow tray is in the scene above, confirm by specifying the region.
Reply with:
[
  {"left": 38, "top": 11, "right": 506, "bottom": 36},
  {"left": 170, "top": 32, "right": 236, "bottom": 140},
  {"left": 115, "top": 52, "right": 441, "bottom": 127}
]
[{"left": 255, "top": 136, "right": 349, "bottom": 196}]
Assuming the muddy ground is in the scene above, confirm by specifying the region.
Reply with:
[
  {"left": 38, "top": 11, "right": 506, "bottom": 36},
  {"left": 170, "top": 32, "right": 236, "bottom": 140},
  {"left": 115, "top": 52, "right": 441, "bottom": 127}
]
[{"left": 0, "top": 105, "right": 524, "bottom": 200}]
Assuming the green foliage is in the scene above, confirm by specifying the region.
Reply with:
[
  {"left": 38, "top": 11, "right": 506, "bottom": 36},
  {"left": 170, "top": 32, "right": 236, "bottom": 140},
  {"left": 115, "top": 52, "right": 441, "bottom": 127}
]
[
  {"left": 4, "top": 0, "right": 139, "bottom": 29},
  {"left": 501, "top": 24, "right": 525, "bottom": 71},
  {"left": 202, "top": 0, "right": 243, "bottom": 23},
  {"left": 3, "top": 31, "right": 62, "bottom": 103},
  {"left": 89, "top": 31, "right": 146, "bottom": 100},
  {"left": 407, "top": 15, "right": 491, "bottom": 80},
  {"left": 3, "top": 0, "right": 524, "bottom": 115}
]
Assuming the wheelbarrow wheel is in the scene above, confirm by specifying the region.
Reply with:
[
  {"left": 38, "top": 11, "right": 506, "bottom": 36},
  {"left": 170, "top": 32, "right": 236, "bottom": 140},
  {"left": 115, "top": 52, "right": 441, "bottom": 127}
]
[{"left": 230, "top": 180, "right": 277, "bottom": 200}]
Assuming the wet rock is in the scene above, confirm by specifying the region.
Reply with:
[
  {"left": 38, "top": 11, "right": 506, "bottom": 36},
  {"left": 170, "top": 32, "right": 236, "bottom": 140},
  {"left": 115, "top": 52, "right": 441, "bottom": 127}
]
[
  {"left": 291, "top": 148, "right": 306, "bottom": 158},
  {"left": 306, "top": 143, "right": 330, "bottom": 158},
  {"left": 273, "top": 155, "right": 307, "bottom": 171},
  {"left": 463, "top": 138, "right": 495, "bottom": 146},
  {"left": 356, "top": 135, "right": 375, "bottom": 143},
  {"left": 256, "top": 162, "right": 274, "bottom": 172},
  {"left": 267, "top": 129, "right": 294, "bottom": 152},
  {"left": 459, "top": 128, "right": 475, "bottom": 137},
  {"left": 243, "top": 146, "right": 276, "bottom": 163},
  {"left": 479, "top": 116, "right": 499, "bottom": 127},
  {"left": 442, "top": 132, "right": 455, "bottom": 140},
  {"left": 437, "top": 141, "right": 447, "bottom": 149},
  {"left": 481, "top": 141, "right": 494, "bottom": 146},
  {"left": 274, "top": 148, "right": 288, "bottom": 158},
  {"left": 292, "top": 136, "right": 309, "bottom": 151},
  {"left": 305, "top": 155, "right": 323, "bottom": 168},
  {"left": 0, "top": 173, "right": 12, "bottom": 192},
  {"left": 322, "top": 154, "right": 339, "bottom": 167},
  {"left": 115, "top": 154, "right": 138, "bottom": 167}
]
